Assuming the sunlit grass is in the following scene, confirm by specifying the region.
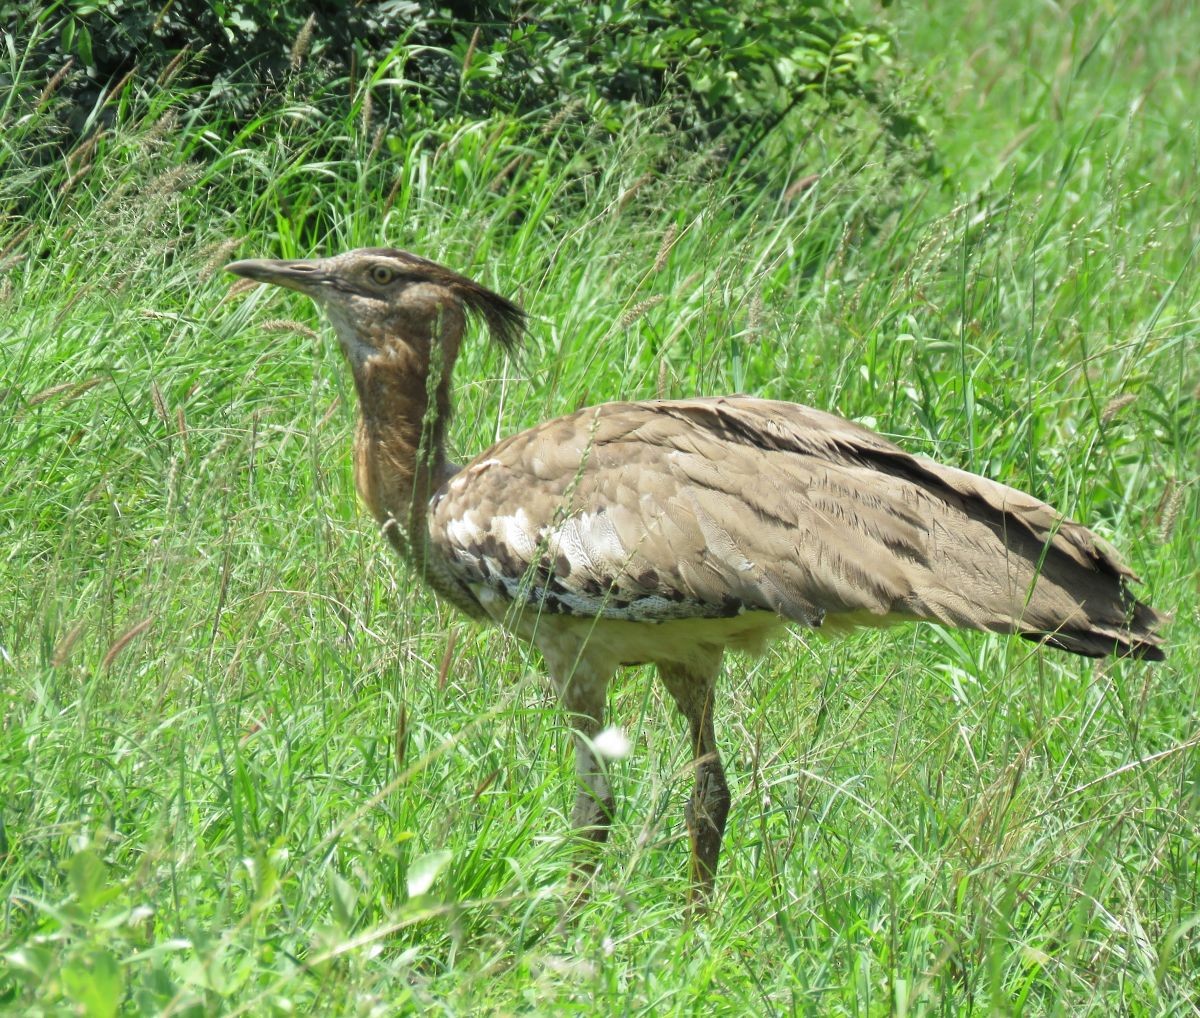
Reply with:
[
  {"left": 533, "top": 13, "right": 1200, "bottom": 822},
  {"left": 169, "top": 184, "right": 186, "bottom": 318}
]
[{"left": 1, "top": 1, "right": 1197, "bottom": 1013}]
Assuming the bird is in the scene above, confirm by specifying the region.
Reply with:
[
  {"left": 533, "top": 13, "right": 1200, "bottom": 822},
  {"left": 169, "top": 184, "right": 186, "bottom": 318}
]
[{"left": 226, "top": 247, "right": 1165, "bottom": 905}]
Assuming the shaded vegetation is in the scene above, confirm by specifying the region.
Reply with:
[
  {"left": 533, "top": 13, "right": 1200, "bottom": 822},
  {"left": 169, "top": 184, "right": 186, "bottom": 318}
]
[{"left": 4, "top": 1, "right": 927, "bottom": 171}]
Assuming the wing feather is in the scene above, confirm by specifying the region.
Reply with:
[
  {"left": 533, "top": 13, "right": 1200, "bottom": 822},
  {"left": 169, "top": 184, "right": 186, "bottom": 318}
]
[{"left": 428, "top": 397, "right": 1164, "bottom": 658}]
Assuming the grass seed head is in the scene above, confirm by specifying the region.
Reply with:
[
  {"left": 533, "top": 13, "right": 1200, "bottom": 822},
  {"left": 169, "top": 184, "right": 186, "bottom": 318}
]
[
  {"left": 1101, "top": 392, "right": 1137, "bottom": 425},
  {"left": 290, "top": 14, "right": 317, "bottom": 71}
]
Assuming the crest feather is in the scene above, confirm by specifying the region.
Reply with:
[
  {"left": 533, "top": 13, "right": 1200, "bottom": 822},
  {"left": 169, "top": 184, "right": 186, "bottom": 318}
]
[{"left": 363, "top": 247, "right": 526, "bottom": 350}]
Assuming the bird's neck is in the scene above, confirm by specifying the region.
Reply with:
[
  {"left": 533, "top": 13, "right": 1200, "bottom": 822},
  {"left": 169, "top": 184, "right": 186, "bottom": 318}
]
[{"left": 350, "top": 352, "right": 453, "bottom": 564}]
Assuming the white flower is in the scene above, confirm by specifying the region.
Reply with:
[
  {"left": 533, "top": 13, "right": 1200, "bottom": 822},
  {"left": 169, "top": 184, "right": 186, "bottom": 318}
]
[{"left": 593, "top": 726, "right": 631, "bottom": 760}]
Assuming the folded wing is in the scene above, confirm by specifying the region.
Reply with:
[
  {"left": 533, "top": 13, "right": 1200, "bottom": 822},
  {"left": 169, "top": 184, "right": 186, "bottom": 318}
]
[{"left": 429, "top": 397, "right": 1164, "bottom": 659}]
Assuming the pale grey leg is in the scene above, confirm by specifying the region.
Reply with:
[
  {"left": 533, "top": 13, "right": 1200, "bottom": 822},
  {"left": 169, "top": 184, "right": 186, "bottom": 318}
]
[
  {"left": 658, "top": 660, "right": 730, "bottom": 904},
  {"left": 543, "top": 647, "right": 616, "bottom": 866}
]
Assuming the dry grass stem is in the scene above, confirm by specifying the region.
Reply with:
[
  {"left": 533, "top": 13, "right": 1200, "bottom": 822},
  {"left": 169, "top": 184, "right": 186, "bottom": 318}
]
[
  {"left": 28, "top": 377, "right": 105, "bottom": 408},
  {"left": 1156, "top": 478, "right": 1183, "bottom": 542},
  {"left": 360, "top": 84, "right": 373, "bottom": 138},
  {"left": 101, "top": 618, "right": 154, "bottom": 671},
  {"left": 103, "top": 68, "right": 138, "bottom": 108},
  {"left": 317, "top": 396, "right": 343, "bottom": 430},
  {"left": 748, "top": 290, "right": 765, "bottom": 338},
  {"left": 175, "top": 407, "right": 189, "bottom": 453},
  {"left": 156, "top": 46, "right": 190, "bottom": 86},
  {"left": 384, "top": 174, "right": 404, "bottom": 213},
  {"left": 489, "top": 154, "right": 529, "bottom": 192},
  {"left": 150, "top": 381, "right": 169, "bottom": 426},
  {"left": 58, "top": 163, "right": 93, "bottom": 197},
  {"left": 200, "top": 238, "right": 244, "bottom": 280},
  {"left": 1, "top": 225, "right": 33, "bottom": 265},
  {"left": 68, "top": 131, "right": 104, "bottom": 170},
  {"left": 540, "top": 99, "right": 582, "bottom": 137},
  {"left": 261, "top": 319, "right": 321, "bottom": 341},
  {"left": 226, "top": 278, "right": 259, "bottom": 299},
  {"left": 52, "top": 621, "right": 88, "bottom": 668},
  {"left": 784, "top": 174, "right": 821, "bottom": 201},
  {"left": 654, "top": 224, "right": 677, "bottom": 274},
  {"left": 437, "top": 629, "right": 459, "bottom": 692},
  {"left": 462, "top": 27, "right": 481, "bottom": 77},
  {"left": 290, "top": 14, "right": 317, "bottom": 71},
  {"left": 617, "top": 173, "right": 654, "bottom": 213},
  {"left": 394, "top": 702, "right": 409, "bottom": 767},
  {"left": 37, "top": 58, "right": 75, "bottom": 109},
  {"left": 620, "top": 295, "right": 666, "bottom": 329},
  {"left": 1101, "top": 392, "right": 1137, "bottom": 424}
]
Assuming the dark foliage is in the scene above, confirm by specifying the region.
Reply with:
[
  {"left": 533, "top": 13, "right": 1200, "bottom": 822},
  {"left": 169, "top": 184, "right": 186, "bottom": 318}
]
[{"left": 6, "top": 1, "right": 922, "bottom": 163}]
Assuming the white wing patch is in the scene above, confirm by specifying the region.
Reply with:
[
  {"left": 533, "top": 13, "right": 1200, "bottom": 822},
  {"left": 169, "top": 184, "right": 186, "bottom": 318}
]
[
  {"left": 444, "top": 511, "right": 485, "bottom": 548},
  {"left": 494, "top": 507, "right": 540, "bottom": 561},
  {"left": 546, "top": 510, "right": 630, "bottom": 576},
  {"left": 438, "top": 497, "right": 734, "bottom": 622}
]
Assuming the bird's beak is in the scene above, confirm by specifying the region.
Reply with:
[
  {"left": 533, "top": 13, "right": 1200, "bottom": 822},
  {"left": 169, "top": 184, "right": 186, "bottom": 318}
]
[{"left": 225, "top": 258, "right": 330, "bottom": 296}]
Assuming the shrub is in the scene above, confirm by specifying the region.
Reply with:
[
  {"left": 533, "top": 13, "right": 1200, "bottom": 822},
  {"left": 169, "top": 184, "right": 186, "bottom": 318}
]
[{"left": 6, "top": 1, "right": 927, "bottom": 169}]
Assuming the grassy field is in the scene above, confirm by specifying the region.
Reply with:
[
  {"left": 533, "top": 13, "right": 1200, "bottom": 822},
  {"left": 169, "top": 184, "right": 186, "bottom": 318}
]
[{"left": 2, "top": 1, "right": 1197, "bottom": 1013}]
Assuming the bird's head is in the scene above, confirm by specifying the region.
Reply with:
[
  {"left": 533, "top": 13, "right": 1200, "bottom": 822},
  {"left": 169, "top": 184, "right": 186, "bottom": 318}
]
[{"left": 226, "top": 248, "right": 524, "bottom": 376}]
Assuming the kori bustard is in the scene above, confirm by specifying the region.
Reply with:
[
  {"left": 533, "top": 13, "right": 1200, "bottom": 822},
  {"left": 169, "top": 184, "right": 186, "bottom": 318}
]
[{"left": 227, "top": 248, "right": 1164, "bottom": 904}]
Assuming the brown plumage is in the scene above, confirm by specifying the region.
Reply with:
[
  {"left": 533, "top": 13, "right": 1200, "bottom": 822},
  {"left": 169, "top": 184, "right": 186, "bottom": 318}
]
[{"left": 227, "top": 248, "right": 1165, "bottom": 904}]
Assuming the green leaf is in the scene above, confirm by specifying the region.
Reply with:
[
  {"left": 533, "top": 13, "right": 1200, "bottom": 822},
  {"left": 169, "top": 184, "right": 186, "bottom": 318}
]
[
  {"left": 76, "top": 24, "right": 93, "bottom": 67},
  {"left": 62, "top": 949, "right": 123, "bottom": 1018},
  {"left": 134, "top": 968, "right": 176, "bottom": 1018},
  {"left": 329, "top": 871, "right": 357, "bottom": 930},
  {"left": 66, "top": 848, "right": 108, "bottom": 910},
  {"left": 2, "top": 945, "right": 54, "bottom": 986},
  {"left": 250, "top": 847, "right": 279, "bottom": 910},
  {"left": 406, "top": 849, "right": 452, "bottom": 898}
]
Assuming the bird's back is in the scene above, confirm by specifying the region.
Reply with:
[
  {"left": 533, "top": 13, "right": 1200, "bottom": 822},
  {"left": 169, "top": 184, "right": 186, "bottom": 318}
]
[{"left": 428, "top": 397, "right": 1164, "bottom": 660}]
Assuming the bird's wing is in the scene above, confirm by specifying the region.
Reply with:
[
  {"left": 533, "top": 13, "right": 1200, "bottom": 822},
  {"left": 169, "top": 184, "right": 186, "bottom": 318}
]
[
  {"left": 429, "top": 397, "right": 1163, "bottom": 656},
  {"left": 429, "top": 397, "right": 920, "bottom": 624}
]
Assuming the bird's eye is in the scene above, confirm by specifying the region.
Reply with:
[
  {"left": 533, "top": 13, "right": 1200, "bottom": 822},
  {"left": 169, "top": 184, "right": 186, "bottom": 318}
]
[{"left": 369, "top": 264, "right": 395, "bottom": 285}]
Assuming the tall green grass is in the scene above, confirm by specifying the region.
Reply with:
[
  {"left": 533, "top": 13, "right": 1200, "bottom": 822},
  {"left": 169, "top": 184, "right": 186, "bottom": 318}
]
[{"left": 1, "top": 1, "right": 1197, "bottom": 1013}]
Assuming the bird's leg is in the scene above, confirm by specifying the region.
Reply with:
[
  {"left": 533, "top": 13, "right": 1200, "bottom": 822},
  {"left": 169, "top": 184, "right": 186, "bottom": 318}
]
[
  {"left": 544, "top": 649, "right": 616, "bottom": 885},
  {"left": 658, "top": 661, "right": 729, "bottom": 906}
]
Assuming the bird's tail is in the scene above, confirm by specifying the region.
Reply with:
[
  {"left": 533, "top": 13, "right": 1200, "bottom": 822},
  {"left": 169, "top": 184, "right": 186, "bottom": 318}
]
[{"left": 900, "top": 459, "right": 1166, "bottom": 661}]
